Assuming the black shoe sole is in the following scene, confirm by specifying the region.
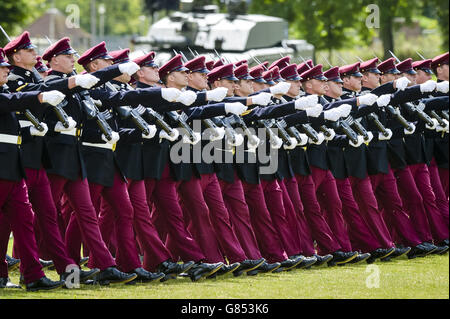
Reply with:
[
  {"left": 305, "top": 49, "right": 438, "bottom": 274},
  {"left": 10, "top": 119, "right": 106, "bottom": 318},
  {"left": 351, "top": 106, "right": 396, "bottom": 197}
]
[
  {"left": 98, "top": 273, "right": 138, "bottom": 286},
  {"left": 283, "top": 257, "right": 304, "bottom": 271},
  {"left": 190, "top": 264, "right": 224, "bottom": 282},
  {"left": 80, "top": 269, "right": 101, "bottom": 283},
  {"left": 329, "top": 253, "right": 358, "bottom": 267},
  {"left": 7, "top": 262, "right": 20, "bottom": 272},
  {"left": 26, "top": 283, "right": 65, "bottom": 292}
]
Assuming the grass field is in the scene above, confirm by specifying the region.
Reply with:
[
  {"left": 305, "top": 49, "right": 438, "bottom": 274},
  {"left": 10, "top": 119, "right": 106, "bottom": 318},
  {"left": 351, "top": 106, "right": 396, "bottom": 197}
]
[{"left": 1, "top": 251, "right": 448, "bottom": 299}]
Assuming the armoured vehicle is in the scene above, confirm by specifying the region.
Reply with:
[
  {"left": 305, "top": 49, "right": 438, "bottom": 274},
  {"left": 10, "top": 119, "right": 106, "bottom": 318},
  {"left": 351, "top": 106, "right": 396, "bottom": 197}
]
[{"left": 131, "top": 0, "right": 314, "bottom": 66}]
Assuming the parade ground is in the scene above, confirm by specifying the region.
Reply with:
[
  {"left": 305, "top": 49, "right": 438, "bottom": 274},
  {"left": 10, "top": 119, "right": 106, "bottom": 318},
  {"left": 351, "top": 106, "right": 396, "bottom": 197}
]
[{"left": 2, "top": 238, "right": 448, "bottom": 299}]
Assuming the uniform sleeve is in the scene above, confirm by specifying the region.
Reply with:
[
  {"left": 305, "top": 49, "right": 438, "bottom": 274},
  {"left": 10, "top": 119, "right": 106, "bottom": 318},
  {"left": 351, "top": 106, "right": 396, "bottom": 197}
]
[
  {"left": 0, "top": 91, "right": 41, "bottom": 114},
  {"left": 242, "top": 101, "right": 296, "bottom": 121}
]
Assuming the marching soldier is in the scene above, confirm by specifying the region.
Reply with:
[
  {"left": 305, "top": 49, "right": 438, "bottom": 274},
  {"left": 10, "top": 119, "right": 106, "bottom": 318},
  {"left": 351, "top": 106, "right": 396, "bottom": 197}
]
[{"left": 0, "top": 47, "right": 66, "bottom": 291}]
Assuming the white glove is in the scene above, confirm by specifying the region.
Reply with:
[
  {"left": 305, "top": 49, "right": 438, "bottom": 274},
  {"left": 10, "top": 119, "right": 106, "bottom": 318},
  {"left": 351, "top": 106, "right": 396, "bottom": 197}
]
[
  {"left": 337, "top": 104, "right": 352, "bottom": 118},
  {"left": 206, "top": 87, "right": 228, "bottom": 102},
  {"left": 176, "top": 90, "right": 197, "bottom": 106},
  {"left": 251, "top": 92, "right": 272, "bottom": 106},
  {"left": 159, "top": 129, "right": 179, "bottom": 142},
  {"left": 324, "top": 128, "right": 336, "bottom": 141},
  {"left": 295, "top": 95, "right": 319, "bottom": 110},
  {"left": 436, "top": 119, "right": 449, "bottom": 133},
  {"left": 395, "top": 77, "right": 411, "bottom": 91},
  {"left": 225, "top": 102, "right": 248, "bottom": 115},
  {"left": 270, "top": 135, "right": 283, "bottom": 150},
  {"left": 247, "top": 136, "right": 261, "bottom": 152},
  {"left": 297, "top": 133, "right": 308, "bottom": 146},
  {"left": 102, "top": 131, "right": 120, "bottom": 145},
  {"left": 41, "top": 90, "right": 66, "bottom": 106},
  {"left": 30, "top": 123, "right": 48, "bottom": 137},
  {"left": 364, "top": 131, "right": 374, "bottom": 143},
  {"left": 142, "top": 125, "right": 157, "bottom": 139},
  {"left": 226, "top": 133, "right": 244, "bottom": 147},
  {"left": 309, "top": 132, "right": 325, "bottom": 145},
  {"left": 118, "top": 62, "right": 140, "bottom": 76},
  {"left": 270, "top": 82, "right": 291, "bottom": 95},
  {"left": 426, "top": 118, "right": 439, "bottom": 131},
  {"left": 305, "top": 104, "right": 323, "bottom": 118},
  {"left": 376, "top": 94, "right": 392, "bottom": 107},
  {"left": 436, "top": 81, "right": 449, "bottom": 94},
  {"left": 74, "top": 74, "right": 100, "bottom": 89},
  {"left": 161, "top": 88, "right": 182, "bottom": 102},
  {"left": 420, "top": 80, "right": 437, "bottom": 93},
  {"left": 349, "top": 135, "right": 365, "bottom": 148},
  {"left": 182, "top": 132, "right": 201, "bottom": 145},
  {"left": 404, "top": 123, "right": 416, "bottom": 135},
  {"left": 358, "top": 93, "right": 378, "bottom": 106},
  {"left": 283, "top": 137, "right": 298, "bottom": 150},
  {"left": 54, "top": 116, "right": 77, "bottom": 132},
  {"left": 378, "top": 128, "right": 393, "bottom": 141},
  {"left": 323, "top": 109, "right": 340, "bottom": 122},
  {"left": 205, "top": 127, "right": 225, "bottom": 142}
]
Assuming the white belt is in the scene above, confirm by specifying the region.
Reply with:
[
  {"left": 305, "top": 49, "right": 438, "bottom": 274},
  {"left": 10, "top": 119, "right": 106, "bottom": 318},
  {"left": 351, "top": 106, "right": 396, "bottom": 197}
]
[
  {"left": 0, "top": 134, "right": 21, "bottom": 145},
  {"left": 19, "top": 120, "right": 32, "bottom": 128},
  {"left": 60, "top": 127, "right": 78, "bottom": 137},
  {"left": 82, "top": 142, "right": 114, "bottom": 150}
]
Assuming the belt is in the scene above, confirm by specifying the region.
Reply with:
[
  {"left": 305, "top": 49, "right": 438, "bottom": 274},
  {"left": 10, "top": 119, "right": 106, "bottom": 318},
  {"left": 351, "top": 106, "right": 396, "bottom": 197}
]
[
  {"left": 0, "top": 134, "right": 21, "bottom": 145},
  {"left": 82, "top": 142, "right": 115, "bottom": 151},
  {"left": 60, "top": 127, "right": 79, "bottom": 137},
  {"left": 19, "top": 120, "right": 32, "bottom": 128}
]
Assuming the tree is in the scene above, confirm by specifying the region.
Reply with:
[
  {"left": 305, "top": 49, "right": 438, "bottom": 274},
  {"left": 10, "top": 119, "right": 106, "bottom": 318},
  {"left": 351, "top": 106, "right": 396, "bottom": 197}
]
[{"left": 0, "top": 0, "right": 46, "bottom": 46}]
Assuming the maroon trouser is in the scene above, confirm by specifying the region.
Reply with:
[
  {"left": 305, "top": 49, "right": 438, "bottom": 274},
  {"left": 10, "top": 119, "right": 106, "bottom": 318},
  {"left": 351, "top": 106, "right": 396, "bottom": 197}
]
[
  {"left": 150, "top": 164, "right": 206, "bottom": 263},
  {"left": 281, "top": 177, "right": 316, "bottom": 256},
  {"left": 85, "top": 172, "right": 141, "bottom": 273},
  {"left": 369, "top": 168, "right": 422, "bottom": 247},
  {"left": 241, "top": 180, "right": 288, "bottom": 263},
  {"left": 0, "top": 179, "right": 44, "bottom": 284},
  {"left": 197, "top": 173, "right": 247, "bottom": 263},
  {"left": 334, "top": 178, "right": 382, "bottom": 253},
  {"left": 401, "top": 164, "right": 448, "bottom": 242},
  {"left": 439, "top": 167, "right": 449, "bottom": 199},
  {"left": 100, "top": 179, "right": 173, "bottom": 272},
  {"left": 429, "top": 159, "right": 449, "bottom": 227},
  {"left": 310, "top": 167, "right": 352, "bottom": 252},
  {"left": 348, "top": 175, "right": 394, "bottom": 249},
  {"left": 47, "top": 174, "right": 116, "bottom": 271},
  {"left": 218, "top": 175, "right": 263, "bottom": 261},
  {"left": 178, "top": 176, "right": 227, "bottom": 263},
  {"left": 260, "top": 179, "right": 302, "bottom": 257},
  {"left": 19, "top": 168, "right": 77, "bottom": 275},
  {"left": 295, "top": 174, "right": 341, "bottom": 255}
]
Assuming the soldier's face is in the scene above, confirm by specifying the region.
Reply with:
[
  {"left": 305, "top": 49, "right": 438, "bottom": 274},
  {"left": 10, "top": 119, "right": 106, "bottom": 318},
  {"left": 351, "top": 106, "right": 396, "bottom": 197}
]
[
  {"left": 137, "top": 66, "right": 160, "bottom": 84},
  {"left": 188, "top": 72, "right": 208, "bottom": 90},
  {"left": 326, "top": 81, "right": 343, "bottom": 98},
  {"left": 51, "top": 54, "right": 75, "bottom": 74},
  {"left": 0, "top": 66, "right": 10, "bottom": 85},
  {"left": 215, "top": 79, "right": 235, "bottom": 97},
  {"left": 13, "top": 48, "right": 37, "bottom": 68},
  {"left": 415, "top": 70, "right": 432, "bottom": 84},
  {"left": 169, "top": 71, "right": 188, "bottom": 89},
  {"left": 362, "top": 72, "right": 380, "bottom": 89},
  {"left": 437, "top": 64, "right": 449, "bottom": 81},
  {"left": 287, "top": 80, "right": 301, "bottom": 96},
  {"left": 235, "top": 79, "right": 254, "bottom": 96},
  {"left": 380, "top": 73, "right": 396, "bottom": 84},
  {"left": 252, "top": 81, "right": 266, "bottom": 93},
  {"left": 306, "top": 79, "right": 326, "bottom": 96},
  {"left": 404, "top": 73, "right": 417, "bottom": 86}
]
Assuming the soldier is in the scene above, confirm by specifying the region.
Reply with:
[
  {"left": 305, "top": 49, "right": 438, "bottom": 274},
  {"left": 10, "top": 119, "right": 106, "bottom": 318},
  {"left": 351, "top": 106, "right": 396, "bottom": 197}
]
[
  {"left": 209, "top": 63, "right": 310, "bottom": 271},
  {"left": 355, "top": 57, "right": 437, "bottom": 259},
  {"left": 430, "top": 52, "right": 449, "bottom": 199},
  {"left": 0, "top": 47, "right": 66, "bottom": 291},
  {"left": 413, "top": 58, "right": 449, "bottom": 228},
  {"left": 183, "top": 56, "right": 268, "bottom": 277},
  {"left": 35, "top": 56, "right": 49, "bottom": 78},
  {"left": 390, "top": 58, "right": 448, "bottom": 253},
  {"left": 4, "top": 32, "right": 129, "bottom": 284}
]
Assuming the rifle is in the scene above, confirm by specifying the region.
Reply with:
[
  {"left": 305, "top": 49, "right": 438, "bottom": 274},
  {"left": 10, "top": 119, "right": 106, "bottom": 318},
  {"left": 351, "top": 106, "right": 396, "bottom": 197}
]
[
  {"left": 384, "top": 104, "right": 415, "bottom": 133},
  {"left": 146, "top": 108, "right": 175, "bottom": 135},
  {"left": 80, "top": 97, "right": 114, "bottom": 141},
  {"left": 402, "top": 102, "right": 434, "bottom": 127},
  {"left": 105, "top": 82, "right": 151, "bottom": 135},
  {"left": 166, "top": 111, "right": 198, "bottom": 143},
  {"left": 367, "top": 113, "right": 390, "bottom": 138}
]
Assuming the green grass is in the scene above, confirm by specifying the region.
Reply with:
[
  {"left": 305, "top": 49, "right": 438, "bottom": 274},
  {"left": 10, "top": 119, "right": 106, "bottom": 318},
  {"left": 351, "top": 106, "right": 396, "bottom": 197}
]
[{"left": 1, "top": 250, "right": 448, "bottom": 299}]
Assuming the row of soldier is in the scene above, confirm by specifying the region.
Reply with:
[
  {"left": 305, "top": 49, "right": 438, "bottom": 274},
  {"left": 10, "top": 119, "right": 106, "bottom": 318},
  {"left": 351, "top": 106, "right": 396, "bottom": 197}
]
[{"left": 0, "top": 31, "right": 448, "bottom": 291}]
